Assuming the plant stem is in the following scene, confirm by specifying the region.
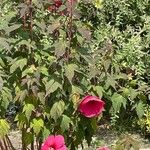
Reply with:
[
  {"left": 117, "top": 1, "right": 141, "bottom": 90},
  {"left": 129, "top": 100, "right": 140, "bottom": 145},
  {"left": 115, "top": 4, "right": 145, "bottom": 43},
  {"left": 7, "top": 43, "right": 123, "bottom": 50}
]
[
  {"left": 31, "top": 128, "right": 34, "bottom": 150},
  {"left": 0, "top": 139, "right": 5, "bottom": 150},
  {"left": 6, "top": 135, "right": 15, "bottom": 150},
  {"left": 29, "top": 0, "right": 33, "bottom": 39},
  {"left": 3, "top": 137, "right": 8, "bottom": 150},
  {"left": 22, "top": 126, "right": 27, "bottom": 150}
]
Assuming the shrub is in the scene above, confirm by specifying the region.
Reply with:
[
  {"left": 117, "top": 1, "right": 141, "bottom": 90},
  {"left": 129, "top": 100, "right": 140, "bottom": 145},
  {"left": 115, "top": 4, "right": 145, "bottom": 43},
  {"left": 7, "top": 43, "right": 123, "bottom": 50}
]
[{"left": 0, "top": 0, "right": 106, "bottom": 149}]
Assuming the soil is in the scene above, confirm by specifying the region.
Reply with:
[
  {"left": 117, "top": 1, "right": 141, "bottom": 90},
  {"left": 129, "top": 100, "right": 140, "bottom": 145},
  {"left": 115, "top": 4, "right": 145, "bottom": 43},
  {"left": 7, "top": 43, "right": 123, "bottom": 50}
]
[{"left": 7, "top": 128, "right": 150, "bottom": 150}]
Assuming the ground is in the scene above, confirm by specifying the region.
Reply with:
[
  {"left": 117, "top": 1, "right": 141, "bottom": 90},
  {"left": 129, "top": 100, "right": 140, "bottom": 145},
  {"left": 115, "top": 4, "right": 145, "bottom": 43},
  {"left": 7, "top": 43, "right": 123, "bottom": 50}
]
[{"left": 8, "top": 127, "right": 150, "bottom": 150}]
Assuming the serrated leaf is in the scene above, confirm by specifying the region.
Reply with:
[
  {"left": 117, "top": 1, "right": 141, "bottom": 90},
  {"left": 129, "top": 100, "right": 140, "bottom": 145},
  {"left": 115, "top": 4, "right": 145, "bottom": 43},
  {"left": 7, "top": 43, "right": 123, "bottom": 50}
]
[
  {"left": 50, "top": 101, "right": 65, "bottom": 121},
  {"left": 106, "top": 76, "right": 116, "bottom": 89},
  {"left": 111, "top": 93, "right": 127, "bottom": 113},
  {"left": 23, "top": 103, "right": 35, "bottom": 120},
  {"left": 36, "top": 21, "right": 46, "bottom": 32},
  {"left": 10, "top": 58, "right": 27, "bottom": 73},
  {"left": 0, "top": 37, "right": 10, "bottom": 50},
  {"left": 23, "top": 132, "right": 34, "bottom": 146},
  {"left": 129, "top": 88, "right": 138, "bottom": 100},
  {"left": 22, "top": 65, "right": 36, "bottom": 77},
  {"left": 55, "top": 40, "right": 67, "bottom": 57},
  {"left": 45, "top": 79, "right": 61, "bottom": 97},
  {"left": 38, "top": 92, "right": 45, "bottom": 104},
  {"left": 60, "top": 115, "right": 72, "bottom": 132},
  {"left": 65, "top": 64, "right": 78, "bottom": 82},
  {"left": 78, "top": 28, "right": 91, "bottom": 40},
  {"left": 72, "top": 86, "right": 83, "bottom": 94},
  {"left": 1, "top": 87, "right": 12, "bottom": 110},
  {"left": 30, "top": 118, "right": 44, "bottom": 135},
  {"left": 0, "top": 119, "right": 10, "bottom": 138},
  {"left": 135, "top": 102, "right": 145, "bottom": 119},
  {"left": 0, "top": 76, "right": 4, "bottom": 91},
  {"left": 94, "top": 86, "right": 103, "bottom": 98},
  {"left": 47, "top": 21, "right": 60, "bottom": 33},
  {"left": 43, "top": 127, "right": 51, "bottom": 139},
  {"left": 5, "top": 24, "right": 22, "bottom": 34},
  {"left": 15, "top": 113, "right": 28, "bottom": 129}
]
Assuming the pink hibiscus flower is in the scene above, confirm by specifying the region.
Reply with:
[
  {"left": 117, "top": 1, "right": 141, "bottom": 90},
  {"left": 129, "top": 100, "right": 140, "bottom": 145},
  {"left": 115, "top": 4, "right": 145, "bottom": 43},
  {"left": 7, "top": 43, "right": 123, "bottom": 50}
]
[
  {"left": 79, "top": 95, "right": 105, "bottom": 118},
  {"left": 41, "top": 135, "right": 67, "bottom": 150}
]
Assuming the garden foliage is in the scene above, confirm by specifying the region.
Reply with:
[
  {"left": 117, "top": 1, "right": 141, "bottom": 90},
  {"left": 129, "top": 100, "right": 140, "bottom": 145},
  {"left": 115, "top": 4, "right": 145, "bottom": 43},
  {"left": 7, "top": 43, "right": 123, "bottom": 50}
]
[{"left": 0, "top": 0, "right": 150, "bottom": 149}]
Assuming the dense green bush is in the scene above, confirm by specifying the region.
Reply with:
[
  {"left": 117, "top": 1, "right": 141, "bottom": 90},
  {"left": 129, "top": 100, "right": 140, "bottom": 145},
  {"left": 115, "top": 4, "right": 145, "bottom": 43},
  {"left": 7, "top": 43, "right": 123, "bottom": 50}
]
[
  {"left": 0, "top": 0, "right": 150, "bottom": 149},
  {"left": 79, "top": 0, "right": 150, "bottom": 125},
  {"left": 0, "top": 0, "right": 107, "bottom": 149}
]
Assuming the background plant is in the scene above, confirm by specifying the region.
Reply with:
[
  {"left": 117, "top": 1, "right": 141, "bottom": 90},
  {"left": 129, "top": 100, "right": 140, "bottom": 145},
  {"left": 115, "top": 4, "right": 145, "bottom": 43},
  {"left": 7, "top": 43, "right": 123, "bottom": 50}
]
[
  {"left": 0, "top": 0, "right": 106, "bottom": 149},
  {"left": 0, "top": 0, "right": 150, "bottom": 149}
]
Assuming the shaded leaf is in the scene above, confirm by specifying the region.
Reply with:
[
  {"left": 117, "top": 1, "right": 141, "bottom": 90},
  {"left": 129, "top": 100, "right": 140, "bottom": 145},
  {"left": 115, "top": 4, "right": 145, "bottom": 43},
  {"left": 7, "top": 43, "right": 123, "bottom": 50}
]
[
  {"left": 135, "top": 102, "right": 145, "bottom": 118},
  {"left": 55, "top": 40, "right": 67, "bottom": 57},
  {"left": 78, "top": 28, "right": 91, "bottom": 40},
  {"left": 111, "top": 93, "right": 127, "bottom": 113},
  {"left": 65, "top": 64, "right": 78, "bottom": 82},
  {"left": 60, "top": 115, "right": 72, "bottom": 132},
  {"left": 45, "top": 79, "right": 61, "bottom": 97},
  {"left": 50, "top": 101, "right": 65, "bottom": 121},
  {"left": 10, "top": 58, "right": 27, "bottom": 73},
  {"left": 5, "top": 24, "right": 22, "bottom": 34}
]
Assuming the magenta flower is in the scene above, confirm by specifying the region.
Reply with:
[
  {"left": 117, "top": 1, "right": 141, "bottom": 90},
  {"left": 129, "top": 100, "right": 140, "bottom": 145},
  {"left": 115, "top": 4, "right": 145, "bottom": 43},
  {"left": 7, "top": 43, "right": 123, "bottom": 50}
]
[
  {"left": 97, "top": 146, "right": 111, "bottom": 150},
  {"left": 41, "top": 135, "right": 67, "bottom": 150},
  {"left": 79, "top": 95, "right": 105, "bottom": 118}
]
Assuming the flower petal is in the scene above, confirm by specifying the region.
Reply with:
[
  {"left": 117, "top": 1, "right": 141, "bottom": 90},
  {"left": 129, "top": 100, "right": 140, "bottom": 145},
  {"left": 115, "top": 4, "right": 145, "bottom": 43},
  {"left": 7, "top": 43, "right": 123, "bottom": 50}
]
[
  {"left": 41, "top": 144, "right": 50, "bottom": 150},
  {"left": 79, "top": 95, "right": 105, "bottom": 118},
  {"left": 44, "top": 135, "right": 55, "bottom": 147},
  {"left": 54, "top": 135, "right": 65, "bottom": 149},
  {"left": 56, "top": 145, "right": 67, "bottom": 150}
]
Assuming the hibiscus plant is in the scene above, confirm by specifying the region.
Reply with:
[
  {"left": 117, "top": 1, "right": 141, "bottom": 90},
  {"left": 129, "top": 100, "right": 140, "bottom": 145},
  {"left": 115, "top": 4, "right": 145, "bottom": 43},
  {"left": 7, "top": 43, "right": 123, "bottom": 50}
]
[{"left": 0, "top": 0, "right": 108, "bottom": 150}]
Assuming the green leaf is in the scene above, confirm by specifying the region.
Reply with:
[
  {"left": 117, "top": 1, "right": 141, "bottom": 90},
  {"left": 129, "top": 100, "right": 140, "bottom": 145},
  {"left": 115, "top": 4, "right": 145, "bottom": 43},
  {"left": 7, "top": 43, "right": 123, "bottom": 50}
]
[
  {"left": 23, "top": 132, "right": 34, "bottom": 146},
  {"left": 23, "top": 103, "right": 35, "bottom": 120},
  {"left": 15, "top": 113, "right": 28, "bottom": 129},
  {"left": 22, "top": 65, "right": 36, "bottom": 77},
  {"left": 38, "top": 92, "right": 45, "bottom": 104},
  {"left": 47, "top": 20, "right": 60, "bottom": 33},
  {"left": 65, "top": 64, "right": 78, "bottom": 82},
  {"left": 60, "top": 115, "right": 72, "bottom": 132},
  {"left": 30, "top": 118, "right": 44, "bottom": 135},
  {"left": 55, "top": 40, "right": 67, "bottom": 57},
  {"left": 93, "top": 86, "right": 103, "bottom": 98},
  {"left": 0, "top": 76, "right": 4, "bottom": 91},
  {"left": 111, "top": 93, "right": 127, "bottom": 113},
  {"left": 1, "top": 87, "right": 12, "bottom": 110},
  {"left": 0, "top": 37, "right": 10, "bottom": 50},
  {"left": 5, "top": 24, "right": 22, "bottom": 34},
  {"left": 43, "top": 127, "right": 51, "bottom": 139},
  {"left": 72, "top": 86, "right": 83, "bottom": 94},
  {"left": 50, "top": 101, "right": 65, "bottom": 122},
  {"left": 0, "top": 119, "right": 10, "bottom": 138},
  {"left": 45, "top": 79, "right": 61, "bottom": 97},
  {"left": 93, "top": 0, "right": 103, "bottom": 9},
  {"left": 135, "top": 102, "right": 145, "bottom": 119},
  {"left": 10, "top": 58, "right": 27, "bottom": 73},
  {"left": 78, "top": 28, "right": 91, "bottom": 40},
  {"left": 129, "top": 88, "right": 138, "bottom": 100},
  {"left": 105, "top": 76, "right": 116, "bottom": 89}
]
